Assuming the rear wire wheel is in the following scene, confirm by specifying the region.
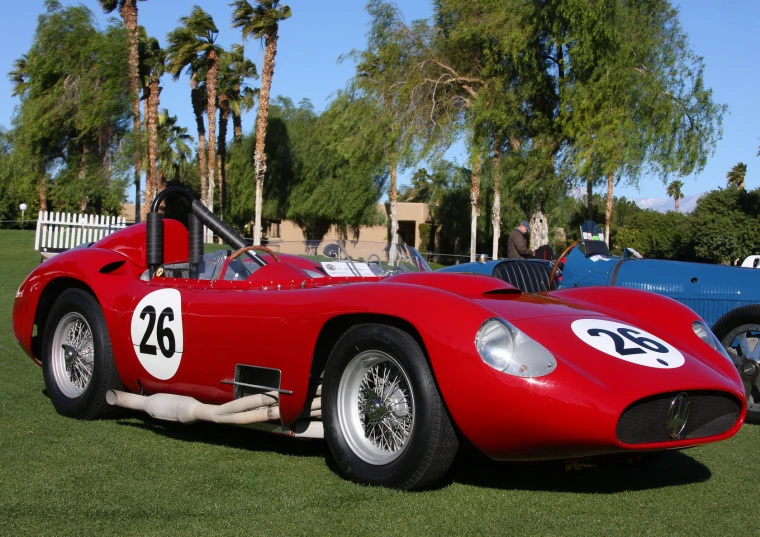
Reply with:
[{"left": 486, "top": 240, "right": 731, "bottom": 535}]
[
  {"left": 323, "top": 324, "right": 458, "bottom": 490},
  {"left": 42, "top": 288, "right": 123, "bottom": 419}
]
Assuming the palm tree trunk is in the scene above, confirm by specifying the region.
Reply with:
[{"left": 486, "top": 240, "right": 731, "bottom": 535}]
[
  {"left": 218, "top": 101, "right": 229, "bottom": 221},
  {"left": 587, "top": 177, "right": 593, "bottom": 220},
  {"left": 390, "top": 160, "right": 398, "bottom": 244},
  {"left": 78, "top": 144, "right": 89, "bottom": 212},
  {"left": 605, "top": 172, "right": 614, "bottom": 247},
  {"left": 39, "top": 174, "right": 46, "bottom": 213},
  {"left": 120, "top": 0, "right": 141, "bottom": 223},
  {"left": 205, "top": 52, "right": 218, "bottom": 242},
  {"left": 675, "top": 196, "right": 680, "bottom": 213},
  {"left": 232, "top": 112, "right": 243, "bottom": 141},
  {"left": 253, "top": 27, "right": 279, "bottom": 246},
  {"left": 491, "top": 147, "right": 501, "bottom": 260},
  {"left": 470, "top": 156, "right": 482, "bottom": 262},
  {"left": 143, "top": 78, "right": 160, "bottom": 214},
  {"left": 191, "top": 75, "right": 207, "bottom": 218}
]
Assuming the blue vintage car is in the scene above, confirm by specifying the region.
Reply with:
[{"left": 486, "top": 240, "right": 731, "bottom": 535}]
[{"left": 439, "top": 221, "right": 760, "bottom": 422}]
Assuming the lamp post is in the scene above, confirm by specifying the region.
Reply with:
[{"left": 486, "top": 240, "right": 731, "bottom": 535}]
[{"left": 19, "top": 203, "right": 27, "bottom": 230}]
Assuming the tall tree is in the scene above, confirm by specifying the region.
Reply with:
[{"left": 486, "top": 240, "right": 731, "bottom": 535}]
[
  {"left": 349, "top": 0, "right": 419, "bottom": 246},
  {"left": 166, "top": 7, "right": 221, "bottom": 240},
  {"left": 140, "top": 34, "right": 164, "bottom": 213},
  {"left": 145, "top": 110, "right": 193, "bottom": 188},
  {"left": 217, "top": 45, "right": 258, "bottom": 220},
  {"left": 9, "top": 1, "right": 130, "bottom": 214},
  {"left": 231, "top": 0, "right": 292, "bottom": 245},
  {"left": 561, "top": 0, "right": 725, "bottom": 245},
  {"left": 98, "top": 0, "right": 144, "bottom": 222},
  {"left": 726, "top": 162, "right": 747, "bottom": 190},
  {"left": 666, "top": 180, "right": 684, "bottom": 213}
]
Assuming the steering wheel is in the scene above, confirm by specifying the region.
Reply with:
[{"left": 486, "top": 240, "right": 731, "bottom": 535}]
[
  {"left": 229, "top": 245, "right": 280, "bottom": 263},
  {"left": 549, "top": 241, "right": 579, "bottom": 290},
  {"left": 367, "top": 253, "right": 381, "bottom": 265}
]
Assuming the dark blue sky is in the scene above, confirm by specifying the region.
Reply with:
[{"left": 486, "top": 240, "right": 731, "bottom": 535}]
[{"left": 1, "top": 0, "right": 756, "bottom": 202}]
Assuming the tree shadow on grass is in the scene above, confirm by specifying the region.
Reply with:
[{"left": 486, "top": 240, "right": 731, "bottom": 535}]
[
  {"left": 115, "top": 415, "right": 329, "bottom": 460},
  {"left": 443, "top": 443, "right": 711, "bottom": 493},
  {"left": 114, "top": 413, "right": 711, "bottom": 492}
]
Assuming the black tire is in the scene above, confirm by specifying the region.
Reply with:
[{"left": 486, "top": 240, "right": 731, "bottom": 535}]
[
  {"left": 41, "top": 288, "right": 123, "bottom": 419},
  {"left": 323, "top": 324, "right": 458, "bottom": 490},
  {"left": 712, "top": 305, "right": 760, "bottom": 424}
]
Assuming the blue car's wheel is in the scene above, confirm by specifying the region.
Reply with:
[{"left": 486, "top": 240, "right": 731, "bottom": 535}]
[{"left": 713, "top": 305, "right": 760, "bottom": 423}]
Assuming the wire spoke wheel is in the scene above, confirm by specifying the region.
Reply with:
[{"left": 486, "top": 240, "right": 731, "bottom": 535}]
[
  {"left": 338, "top": 350, "right": 415, "bottom": 465},
  {"left": 723, "top": 325, "right": 760, "bottom": 414},
  {"left": 50, "top": 312, "right": 94, "bottom": 398}
]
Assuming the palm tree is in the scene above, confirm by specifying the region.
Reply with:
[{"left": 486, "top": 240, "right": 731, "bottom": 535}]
[
  {"left": 666, "top": 180, "right": 685, "bottom": 213},
  {"left": 166, "top": 6, "right": 222, "bottom": 238},
  {"left": 223, "top": 44, "right": 258, "bottom": 142},
  {"left": 217, "top": 45, "right": 258, "bottom": 219},
  {"left": 98, "top": 0, "right": 144, "bottom": 222},
  {"left": 231, "top": 0, "right": 292, "bottom": 245},
  {"left": 726, "top": 162, "right": 747, "bottom": 190},
  {"left": 154, "top": 110, "right": 193, "bottom": 186},
  {"left": 140, "top": 35, "right": 165, "bottom": 213}
]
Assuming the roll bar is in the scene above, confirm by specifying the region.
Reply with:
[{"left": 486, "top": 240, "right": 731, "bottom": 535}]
[{"left": 146, "top": 186, "right": 263, "bottom": 279}]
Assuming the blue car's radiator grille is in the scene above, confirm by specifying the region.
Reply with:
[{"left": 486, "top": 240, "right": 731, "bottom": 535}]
[{"left": 616, "top": 391, "right": 741, "bottom": 444}]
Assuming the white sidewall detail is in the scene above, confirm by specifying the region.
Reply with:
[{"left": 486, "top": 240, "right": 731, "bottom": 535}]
[
  {"left": 571, "top": 318, "right": 685, "bottom": 369},
  {"left": 130, "top": 289, "right": 184, "bottom": 380}
]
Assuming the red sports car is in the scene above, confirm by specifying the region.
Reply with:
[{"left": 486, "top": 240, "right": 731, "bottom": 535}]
[{"left": 12, "top": 187, "right": 746, "bottom": 490}]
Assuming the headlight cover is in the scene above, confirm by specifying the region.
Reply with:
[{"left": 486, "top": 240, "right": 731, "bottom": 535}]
[
  {"left": 475, "top": 318, "right": 557, "bottom": 377},
  {"left": 692, "top": 321, "right": 734, "bottom": 365}
]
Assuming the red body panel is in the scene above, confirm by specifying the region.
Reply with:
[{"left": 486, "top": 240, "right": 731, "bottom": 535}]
[{"left": 13, "top": 223, "right": 746, "bottom": 460}]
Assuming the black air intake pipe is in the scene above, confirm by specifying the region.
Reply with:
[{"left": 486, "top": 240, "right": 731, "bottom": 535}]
[
  {"left": 146, "top": 212, "right": 163, "bottom": 277},
  {"left": 190, "top": 200, "right": 247, "bottom": 250}
]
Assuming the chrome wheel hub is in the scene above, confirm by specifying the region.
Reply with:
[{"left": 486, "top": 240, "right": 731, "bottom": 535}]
[
  {"left": 337, "top": 350, "right": 415, "bottom": 465},
  {"left": 51, "top": 313, "right": 94, "bottom": 398},
  {"left": 725, "top": 326, "right": 760, "bottom": 413}
]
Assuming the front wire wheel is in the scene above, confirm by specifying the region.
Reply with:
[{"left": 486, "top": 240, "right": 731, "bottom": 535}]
[
  {"left": 324, "top": 324, "right": 458, "bottom": 490},
  {"left": 338, "top": 350, "right": 415, "bottom": 465},
  {"left": 50, "top": 312, "right": 95, "bottom": 398},
  {"left": 42, "top": 289, "right": 123, "bottom": 419}
]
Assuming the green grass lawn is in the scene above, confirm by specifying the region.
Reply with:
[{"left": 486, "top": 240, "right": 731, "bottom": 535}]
[{"left": 1, "top": 229, "right": 758, "bottom": 536}]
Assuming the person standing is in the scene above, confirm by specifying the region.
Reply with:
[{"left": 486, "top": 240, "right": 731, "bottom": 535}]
[{"left": 507, "top": 220, "right": 534, "bottom": 259}]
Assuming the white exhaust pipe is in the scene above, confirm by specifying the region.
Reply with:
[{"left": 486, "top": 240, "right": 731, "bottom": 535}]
[{"left": 106, "top": 389, "right": 322, "bottom": 425}]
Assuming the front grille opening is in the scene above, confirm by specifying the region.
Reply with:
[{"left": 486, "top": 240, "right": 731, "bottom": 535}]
[{"left": 617, "top": 391, "right": 741, "bottom": 444}]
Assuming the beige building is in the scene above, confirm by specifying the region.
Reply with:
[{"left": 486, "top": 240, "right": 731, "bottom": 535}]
[
  {"left": 273, "top": 202, "right": 432, "bottom": 250},
  {"left": 122, "top": 201, "right": 434, "bottom": 250}
]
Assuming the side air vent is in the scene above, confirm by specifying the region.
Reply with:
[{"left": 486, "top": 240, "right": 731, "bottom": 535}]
[
  {"left": 222, "top": 365, "right": 286, "bottom": 399},
  {"left": 99, "top": 260, "right": 126, "bottom": 274}
]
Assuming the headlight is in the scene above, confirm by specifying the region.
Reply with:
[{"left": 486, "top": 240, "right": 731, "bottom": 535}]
[
  {"left": 692, "top": 321, "right": 733, "bottom": 364},
  {"left": 475, "top": 318, "right": 557, "bottom": 377}
]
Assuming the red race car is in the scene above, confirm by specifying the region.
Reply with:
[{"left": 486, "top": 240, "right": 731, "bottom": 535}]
[{"left": 13, "top": 187, "right": 746, "bottom": 490}]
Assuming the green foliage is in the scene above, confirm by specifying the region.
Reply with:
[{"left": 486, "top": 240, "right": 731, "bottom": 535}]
[
  {"left": 687, "top": 187, "right": 760, "bottom": 264},
  {"left": 8, "top": 1, "right": 131, "bottom": 214},
  {"left": 226, "top": 96, "right": 386, "bottom": 240},
  {"left": 417, "top": 223, "right": 432, "bottom": 254},
  {"left": 726, "top": 162, "right": 747, "bottom": 190},
  {"left": 231, "top": 1, "right": 292, "bottom": 41}
]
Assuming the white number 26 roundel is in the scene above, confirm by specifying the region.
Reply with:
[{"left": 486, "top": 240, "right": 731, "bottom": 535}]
[
  {"left": 571, "top": 319, "right": 684, "bottom": 369},
  {"left": 130, "top": 289, "right": 184, "bottom": 380}
]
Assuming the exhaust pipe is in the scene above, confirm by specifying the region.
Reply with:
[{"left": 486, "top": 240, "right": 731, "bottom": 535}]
[{"left": 106, "top": 389, "right": 321, "bottom": 425}]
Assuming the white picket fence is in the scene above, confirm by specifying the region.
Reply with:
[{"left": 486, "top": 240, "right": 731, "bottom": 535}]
[{"left": 35, "top": 211, "right": 127, "bottom": 255}]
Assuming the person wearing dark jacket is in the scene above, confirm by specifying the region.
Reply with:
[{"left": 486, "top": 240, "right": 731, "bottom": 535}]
[{"left": 507, "top": 220, "right": 533, "bottom": 259}]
